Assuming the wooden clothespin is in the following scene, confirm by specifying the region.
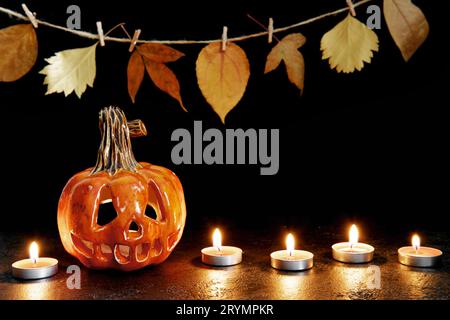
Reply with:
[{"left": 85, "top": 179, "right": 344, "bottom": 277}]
[
  {"left": 221, "top": 26, "right": 228, "bottom": 51},
  {"left": 128, "top": 29, "right": 141, "bottom": 52},
  {"left": 346, "top": 0, "right": 356, "bottom": 16},
  {"left": 268, "top": 18, "right": 274, "bottom": 44},
  {"left": 96, "top": 21, "right": 105, "bottom": 46},
  {"left": 21, "top": 4, "right": 38, "bottom": 28}
]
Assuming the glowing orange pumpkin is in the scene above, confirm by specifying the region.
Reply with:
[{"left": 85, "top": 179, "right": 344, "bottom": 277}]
[{"left": 57, "top": 107, "right": 186, "bottom": 271}]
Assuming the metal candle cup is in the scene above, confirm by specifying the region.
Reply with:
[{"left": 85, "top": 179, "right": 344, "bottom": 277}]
[
  {"left": 201, "top": 228, "right": 242, "bottom": 267},
  {"left": 11, "top": 242, "right": 58, "bottom": 280},
  {"left": 270, "top": 233, "right": 314, "bottom": 271},
  {"left": 332, "top": 242, "right": 374, "bottom": 263},
  {"left": 271, "top": 250, "right": 313, "bottom": 271},
  {"left": 398, "top": 234, "right": 442, "bottom": 267},
  {"left": 201, "top": 246, "right": 243, "bottom": 266},
  {"left": 332, "top": 224, "right": 374, "bottom": 264}
]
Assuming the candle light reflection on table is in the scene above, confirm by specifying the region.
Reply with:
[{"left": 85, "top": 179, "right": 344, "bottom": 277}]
[{"left": 204, "top": 268, "right": 237, "bottom": 299}]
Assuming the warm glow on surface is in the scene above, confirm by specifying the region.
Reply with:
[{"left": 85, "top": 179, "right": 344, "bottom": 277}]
[
  {"left": 412, "top": 234, "right": 420, "bottom": 251},
  {"left": 286, "top": 233, "right": 295, "bottom": 255},
  {"left": 213, "top": 228, "right": 222, "bottom": 249},
  {"left": 29, "top": 241, "right": 39, "bottom": 263},
  {"left": 349, "top": 224, "right": 358, "bottom": 247}
]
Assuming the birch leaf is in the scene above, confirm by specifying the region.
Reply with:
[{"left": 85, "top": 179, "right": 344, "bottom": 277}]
[
  {"left": 0, "top": 24, "right": 38, "bottom": 82},
  {"left": 40, "top": 44, "right": 97, "bottom": 98},
  {"left": 321, "top": 14, "right": 379, "bottom": 73},
  {"left": 383, "top": 0, "right": 429, "bottom": 61},
  {"left": 196, "top": 42, "right": 250, "bottom": 123},
  {"left": 265, "top": 33, "right": 306, "bottom": 93}
]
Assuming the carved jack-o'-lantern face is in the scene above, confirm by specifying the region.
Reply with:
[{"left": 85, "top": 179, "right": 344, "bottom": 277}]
[{"left": 58, "top": 107, "right": 186, "bottom": 271}]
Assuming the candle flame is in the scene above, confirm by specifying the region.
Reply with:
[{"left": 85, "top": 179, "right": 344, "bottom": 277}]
[
  {"left": 213, "top": 228, "right": 222, "bottom": 250},
  {"left": 412, "top": 234, "right": 420, "bottom": 251},
  {"left": 349, "top": 224, "right": 358, "bottom": 248},
  {"left": 29, "top": 241, "right": 39, "bottom": 264},
  {"left": 286, "top": 233, "right": 295, "bottom": 256}
]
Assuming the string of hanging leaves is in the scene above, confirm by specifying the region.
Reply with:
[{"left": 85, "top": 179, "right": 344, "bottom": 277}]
[{"left": 0, "top": 0, "right": 429, "bottom": 123}]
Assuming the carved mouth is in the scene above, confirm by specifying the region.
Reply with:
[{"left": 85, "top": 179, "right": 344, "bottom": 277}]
[{"left": 70, "top": 233, "right": 153, "bottom": 264}]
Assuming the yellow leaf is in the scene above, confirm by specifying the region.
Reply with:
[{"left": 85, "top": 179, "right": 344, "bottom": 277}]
[
  {"left": 40, "top": 44, "right": 97, "bottom": 98},
  {"left": 383, "top": 0, "right": 429, "bottom": 61},
  {"left": 0, "top": 24, "right": 38, "bottom": 82},
  {"left": 321, "top": 14, "right": 379, "bottom": 73},
  {"left": 196, "top": 42, "right": 250, "bottom": 123},
  {"left": 265, "top": 33, "right": 306, "bottom": 93}
]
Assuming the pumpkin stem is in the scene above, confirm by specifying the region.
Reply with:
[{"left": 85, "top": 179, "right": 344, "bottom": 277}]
[{"left": 91, "top": 106, "right": 147, "bottom": 175}]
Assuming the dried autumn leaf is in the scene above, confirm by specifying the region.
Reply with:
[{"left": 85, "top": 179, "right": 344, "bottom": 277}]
[
  {"left": 383, "top": 0, "right": 429, "bottom": 61},
  {"left": 0, "top": 24, "right": 38, "bottom": 82},
  {"left": 127, "top": 51, "right": 145, "bottom": 103},
  {"left": 265, "top": 33, "right": 306, "bottom": 93},
  {"left": 144, "top": 60, "right": 187, "bottom": 111},
  {"left": 196, "top": 42, "right": 250, "bottom": 123},
  {"left": 137, "top": 43, "right": 184, "bottom": 63},
  {"left": 127, "top": 43, "right": 186, "bottom": 111},
  {"left": 321, "top": 14, "right": 379, "bottom": 73},
  {"left": 40, "top": 44, "right": 97, "bottom": 98}
]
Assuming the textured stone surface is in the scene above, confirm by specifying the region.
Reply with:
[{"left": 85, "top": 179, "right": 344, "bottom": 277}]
[{"left": 0, "top": 227, "right": 449, "bottom": 300}]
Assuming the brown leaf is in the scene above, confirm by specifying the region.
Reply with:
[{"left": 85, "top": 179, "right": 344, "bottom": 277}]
[
  {"left": 265, "top": 33, "right": 306, "bottom": 93},
  {"left": 137, "top": 43, "right": 184, "bottom": 63},
  {"left": 144, "top": 59, "right": 187, "bottom": 112},
  {"left": 127, "top": 50, "right": 145, "bottom": 103},
  {"left": 0, "top": 24, "right": 38, "bottom": 82},
  {"left": 196, "top": 42, "right": 250, "bottom": 123},
  {"left": 127, "top": 44, "right": 186, "bottom": 111},
  {"left": 384, "top": 0, "right": 429, "bottom": 61}
]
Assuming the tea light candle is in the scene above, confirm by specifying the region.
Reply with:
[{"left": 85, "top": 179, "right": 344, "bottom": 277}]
[
  {"left": 398, "top": 234, "right": 442, "bottom": 267},
  {"left": 201, "top": 228, "right": 242, "bottom": 266},
  {"left": 332, "top": 224, "right": 374, "bottom": 263},
  {"left": 271, "top": 233, "right": 313, "bottom": 271},
  {"left": 12, "top": 242, "right": 58, "bottom": 280}
]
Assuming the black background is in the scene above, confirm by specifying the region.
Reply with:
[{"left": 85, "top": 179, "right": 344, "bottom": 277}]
[{"left": 0, "top": 0, "right": 448, "bottom": 238}]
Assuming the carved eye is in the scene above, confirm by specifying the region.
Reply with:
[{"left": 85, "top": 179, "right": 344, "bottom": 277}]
[
  {"left": 144, "top": 205, "right": 158, "bottom": 220},
  {"left": 97, "top": 200, "right": 118, "bottom": 226}
]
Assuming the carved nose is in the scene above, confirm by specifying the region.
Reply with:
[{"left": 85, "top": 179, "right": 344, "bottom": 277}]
[{"left": 126, "top": 220, "right": 142, "bottom": 240}]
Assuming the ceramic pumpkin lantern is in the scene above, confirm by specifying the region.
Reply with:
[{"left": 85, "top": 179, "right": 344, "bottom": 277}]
[{"left": 57, "top": 106, "right": 186, "bottom": 271}]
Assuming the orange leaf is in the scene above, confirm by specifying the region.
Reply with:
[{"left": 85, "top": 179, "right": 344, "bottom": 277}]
[
  {"left": 196, "top": 42, "right": 250, "bottom": 123},
  {"left": 383, "top": 0, "right": 429, "bottom": 61},
  {"left": 265, "top": 33, "right": 306, "bottom": 93},
  {"left": 137, "top": 43, "right": 184, "bottom": 63},
  {"left": 128, "top": 44, "right": 186, "bottom": 111},
  {"left": 144, "top": 59, "right": 187, "bottom": 112},
  {"left": 0, "top": 24, "right": 38, "bottom": 82},
  {"left": 127, "top": 50, "right": 145, "bottom": 103}
]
